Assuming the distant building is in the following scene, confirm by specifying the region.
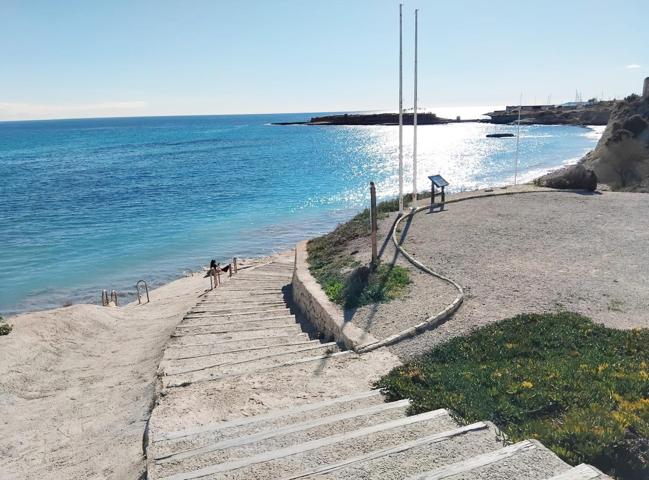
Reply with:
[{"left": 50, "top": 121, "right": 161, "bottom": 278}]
[{"left": 504, "top": 104, "right": 554, "bottom": 113}]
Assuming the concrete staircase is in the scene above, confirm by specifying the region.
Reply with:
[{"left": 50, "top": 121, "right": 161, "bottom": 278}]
[
  {"left": 157, "top": 254, "right": 345, "bottom": 390},
  {"left": 146, "top": 253, "right": 610, "bottom": 480}
]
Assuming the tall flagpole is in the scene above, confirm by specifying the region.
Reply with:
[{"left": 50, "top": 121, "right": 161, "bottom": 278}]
[
  {"left": 514, "top": 92, "right": 522, "bottom": 185},
  {"left": 398, "top": 3, "right": 404, "bottom": 214},
  {"left": 412, "top": 8, "right": 418, "bottom": 208}
]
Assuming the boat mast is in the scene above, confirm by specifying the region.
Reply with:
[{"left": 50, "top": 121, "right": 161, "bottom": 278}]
[
  {"left": 412, "top": 8, "right": 418, "bottom": 208},
  {"left": 398, "top": 3, "right": 404, "bottom": 214},
  {"left": 514, "top": 93, "right": 522, "bottom": 185}
]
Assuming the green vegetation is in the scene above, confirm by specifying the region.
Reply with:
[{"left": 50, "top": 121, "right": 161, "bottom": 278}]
[
  {"left": 0, "top": 316, "right": 11, "bottom": 336},
  {"left": 377, "top": 312, "right": 649, "bottom": 480},
  {"left": 307, "top": 193, "right": 422, "bottom": 308},
  {"left": 321, "top": 263, "right": 411, "bottom": 308}
]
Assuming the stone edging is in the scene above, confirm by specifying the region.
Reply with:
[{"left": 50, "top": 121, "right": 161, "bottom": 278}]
[
  {"left": 291, "top": 240, "right": 378, "bottom": 351},
  {"left": 356, "top": 187, "right": 575, "bottom": 353}
]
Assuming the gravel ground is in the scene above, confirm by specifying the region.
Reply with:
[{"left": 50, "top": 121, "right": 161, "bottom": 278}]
[
  {"left": 344, "top": 212, "right": 458, "bottom": 342},
  {"left": 385, "top": 189, "right": 649, "bottom": 360}
]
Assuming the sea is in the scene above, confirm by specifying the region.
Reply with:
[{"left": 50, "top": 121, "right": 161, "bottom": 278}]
[{"left": 0, "top": 109, "right": 604, "bottom": 315}]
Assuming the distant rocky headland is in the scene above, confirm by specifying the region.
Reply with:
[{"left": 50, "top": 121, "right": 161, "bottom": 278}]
[
  {"left": 274, "top": 102, "right": 616, "bottom": 127},
  {"left": 273, "top": 112, "right": 457, "bottom": 126},
  {"left": 484, "top": 101, "right": 614, "bottom": 126}
]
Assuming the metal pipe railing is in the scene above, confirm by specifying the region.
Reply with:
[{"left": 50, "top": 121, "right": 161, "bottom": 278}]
[{"left": 136, "top": 280, "right": 150, "bottom": 304}]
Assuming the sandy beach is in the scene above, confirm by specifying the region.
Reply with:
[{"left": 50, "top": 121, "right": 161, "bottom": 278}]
[{"left": 0, "top": 268, "right": 215, "bottom": 479}]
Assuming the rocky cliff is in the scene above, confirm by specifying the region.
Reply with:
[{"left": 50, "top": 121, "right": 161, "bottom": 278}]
[{"left": 580, "top": 92, "right": 649, "bottom": 191}]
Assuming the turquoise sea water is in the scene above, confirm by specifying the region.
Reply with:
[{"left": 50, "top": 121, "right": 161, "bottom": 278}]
[{"left": 0, "top": 113, "right": 602, "bottom": 315}]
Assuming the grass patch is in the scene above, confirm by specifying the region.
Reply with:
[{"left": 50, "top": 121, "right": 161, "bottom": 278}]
[
  {"left": 307, "top": 192, "right": 421, "bottom": 308},
  {"left": 376, "top": 312, "right": 649, "bottom": 479}
]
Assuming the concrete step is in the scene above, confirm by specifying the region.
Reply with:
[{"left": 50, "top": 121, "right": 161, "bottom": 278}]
[
  {"left": 179, "top": 315, "right": 296, "bottom": 327},
  {"left": 227, "top": 276, "right": 291, "bottom": 283},
  {"left": 193, "top": 302, "right": 287, "bottom": 311},
  {"left": 200, "top": 292, "right": 286, "bottom": 299},
  {"left": 183, "top": 308, "right": 292, "bottom": 319},
  {"left": 166, "top": 333, "right": 311, "bottom": 350},
  {"left": 279, "top": 422, "right": 499, "bottom": 480},
  {"left": 223, "top": 283, "right": 290, "bottom": 289},
  {"left": 161, "top": 350, "right": 352, "bottom": 389},
  {"left": 210, "top": 278, "right": 290, "bottom": 288},
  {"left": 174, "top": 318, "right": 298, "bottom": 334},
  {"left": 203, "top": 278, "right": 291, "bottom": 288},
  {"left": 161, "top": 342, "right": 338, "bottom": 375},
  {"left": 162, "top": 343, "right": 339, "bottom": 379},
  {"left": 153, "top": 390, "right": 385, "bottom": 445},
  {"left": 171, "top": 323, "right": 304, "bottom": 340},
  {"left": 152, "top": 399, "right": 414, "bottom": 478},
  {"left": 182, "top": 314, "right": 295, "bottom": 325},
  {"left": 183, "top": 303, "right": 290, "bottom": 318},
  {"left": 196, "top": 300, "right": 287, "bottom": 308},
  {"left": 162, "top": 339, "right": 325, "bottom": 362},
  {"left": 181, "top": 315, "right": 296, "bottom": 326},
  {"left": 156, "top": 408, "right": 458, "bottom": 480},
  {"left": 197, "top": 299, "right": 287, "bottom": 306},
  {"left": 201, "top": 288, "right": 285, "bottom": 303},
  {"left": 546, "top": 464, "right": 611, "bottom": 479},
  {"left": 249, "top": 270, "right": 293, "bottom": 277},
  {"left": 235, "top": 270, "right": 292, "bottom": 276},
  {"left": 405, "top": 439, "right": 570, "bottom": 480},
  {"left": 220, "top": 276, "right": 290, "bottom": 282}
]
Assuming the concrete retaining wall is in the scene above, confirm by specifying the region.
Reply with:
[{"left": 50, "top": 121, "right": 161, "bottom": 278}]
[{"left": 291, "top": 240, "right": 377, "bottom": 351}]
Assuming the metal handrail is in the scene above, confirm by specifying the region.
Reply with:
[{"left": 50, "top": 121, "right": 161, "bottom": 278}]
[
  {"left": 136, "top": 280, "right": 150, "bottom": 304},
  {"left": 101, "top": 290, "right": 109, "bottom": 306},
  {"left": 110, "top": 290, "right": 118, "bottom": 306}
]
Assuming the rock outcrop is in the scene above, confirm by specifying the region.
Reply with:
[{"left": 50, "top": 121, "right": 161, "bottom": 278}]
[
  {"left": 486, "top": 103, "right": 613, "bottom": 125},
  {"left": 580, "top": 89, "right": 649, "bottom": 192},
  {"left": 536, "top": 164, "right": 598, "bottom": 191}
]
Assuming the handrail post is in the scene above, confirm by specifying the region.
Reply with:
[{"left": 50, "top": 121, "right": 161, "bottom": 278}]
[
  {"left": 111, "top": 290, "right": 118, "bottom": 306},
  {"left": 233, "top": 257, "right": 238, "bottom": 274},
  {"left": 102, "top": 289, "right": 108, "bottom": 306},
  {"left": 136, "top": 280, "right": 150, "bottom": 304}
]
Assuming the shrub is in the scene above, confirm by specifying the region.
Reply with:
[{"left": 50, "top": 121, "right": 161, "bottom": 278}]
[
  {"left": 0, "top": 316, "right": 11, "bottom": 336},
  {"left": 377, "top": 312, "right": 649, "bottom": 479},
  {"left": 342, "top": 263, "right": 411, "bottom": 308}
]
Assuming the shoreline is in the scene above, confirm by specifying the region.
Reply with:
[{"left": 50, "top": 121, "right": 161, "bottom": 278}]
[{"left": 0, "top": 251, "right": 294, "bottom": 319}]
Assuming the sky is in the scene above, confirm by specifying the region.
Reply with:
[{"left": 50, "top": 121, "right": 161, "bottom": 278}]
[{"left": 1, "top": 0, "right": 648, "bottom": 121}]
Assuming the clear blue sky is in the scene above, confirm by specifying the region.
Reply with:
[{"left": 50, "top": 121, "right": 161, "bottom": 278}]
[{"left": 1, "top": 0, "right": 647, "bottom": 120}]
